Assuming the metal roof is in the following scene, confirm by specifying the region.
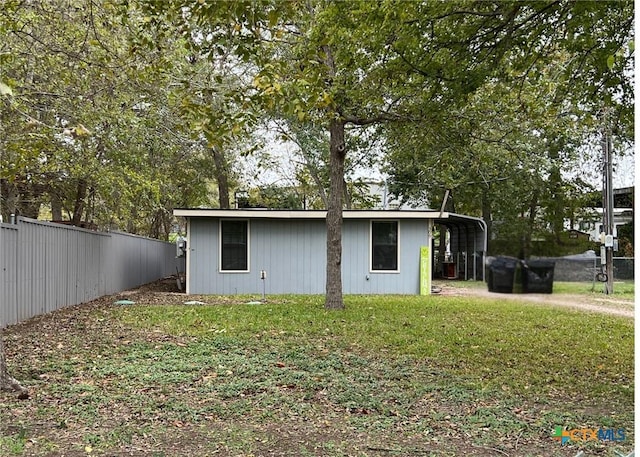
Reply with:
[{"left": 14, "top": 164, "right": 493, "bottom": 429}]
[{"left": 175, "top": 208, "right": 472, "bottom": 221}]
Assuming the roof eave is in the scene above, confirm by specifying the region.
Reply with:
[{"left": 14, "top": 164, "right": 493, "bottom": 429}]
[{"left": 173, "top": 208, "right": 448, "bottom": 220}]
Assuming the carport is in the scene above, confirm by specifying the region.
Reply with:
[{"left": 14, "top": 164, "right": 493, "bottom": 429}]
[{"left": 432, "top": 213, "right": 487, "bottom": 281}]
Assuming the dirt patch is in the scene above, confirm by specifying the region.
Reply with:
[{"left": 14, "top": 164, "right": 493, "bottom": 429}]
[
  {"left": 112, "top": 276, "right": 257, "bottom": 307},
  {"left": 435, "top": 281, "right": 634, "bottom": 318}
]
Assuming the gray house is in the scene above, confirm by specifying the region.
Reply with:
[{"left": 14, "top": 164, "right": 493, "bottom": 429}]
[{"left": 173, "top": 209, "right": 486, "bottom": 295}]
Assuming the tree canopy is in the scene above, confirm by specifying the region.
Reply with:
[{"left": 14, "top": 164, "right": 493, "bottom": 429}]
[{"left": 1, "top": 0, "right": 214, "bottom": 237}]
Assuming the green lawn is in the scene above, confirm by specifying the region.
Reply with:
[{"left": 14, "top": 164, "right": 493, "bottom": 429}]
[
  {"left": 0, "top": 293, "right": 634, "bottom": 456},
  {"left": 553, "top": 280, "right": 635, "bottom": 297}
]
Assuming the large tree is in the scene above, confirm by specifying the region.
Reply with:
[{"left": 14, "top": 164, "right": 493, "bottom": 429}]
[{"left": 252, "top": 1, "right": 589, "bottom": 306}]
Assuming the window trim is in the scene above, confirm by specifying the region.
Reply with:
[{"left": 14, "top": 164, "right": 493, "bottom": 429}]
[
  {"left": 369, "top": 220, "right": 400, "bottom": 273},
  {"left": 219, "top": 219, "right": 250, "bottom": 273}
]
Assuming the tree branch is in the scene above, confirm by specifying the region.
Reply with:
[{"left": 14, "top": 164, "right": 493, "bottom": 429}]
[{"left": 342, "top": 112, "right": 400, "bottom": 126}]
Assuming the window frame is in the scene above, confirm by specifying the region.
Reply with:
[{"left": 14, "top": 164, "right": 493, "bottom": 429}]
[
  {"left": 219, "top": 219, "right": 250, "bottom": 273},
  {"left": 369, "top": 220, "right": 400, "bottom": 273}
]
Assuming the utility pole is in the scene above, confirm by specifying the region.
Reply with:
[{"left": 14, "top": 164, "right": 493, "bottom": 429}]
[{"left": 601, "top": 112, "right": 614, "bottom": 294}]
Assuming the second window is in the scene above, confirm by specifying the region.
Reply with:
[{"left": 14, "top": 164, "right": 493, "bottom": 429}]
[{"left": 371, "top": 221, "right": 398, "bottom": 271}]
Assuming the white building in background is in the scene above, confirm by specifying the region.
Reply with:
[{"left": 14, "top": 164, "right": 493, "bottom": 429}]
[
  {"left": 363, "top": 181, "right": 425, "bottom": 210},
  {"left": 569, "top": 207, "right": 633, "bottom": 241},
  {"left": 566, "top": 187, "right": 634, "bottom": 241}
]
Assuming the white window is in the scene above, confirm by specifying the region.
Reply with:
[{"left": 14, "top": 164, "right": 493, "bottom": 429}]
[
  {"left": 220, "top": 220, "right": 249, "bottom": 272},
  {"left": 371, "top": 221, "right": 399, "bottom": 272}
]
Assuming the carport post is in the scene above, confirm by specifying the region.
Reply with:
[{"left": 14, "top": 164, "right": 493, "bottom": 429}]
[{"left": 473, "top": 233, "right": 476, "bottom": 281}]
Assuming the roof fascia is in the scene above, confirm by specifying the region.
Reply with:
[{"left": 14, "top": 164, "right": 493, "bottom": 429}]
[{"left": 173, "top": 209, "right": 446, "bottom": 220}]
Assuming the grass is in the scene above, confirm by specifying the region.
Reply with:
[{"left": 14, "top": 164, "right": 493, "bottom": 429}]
[
  {"left": 0, "top": 292, "right": 634, "bottom": 456},
  {"left": 553, "top": 280, "right": 635, "bottom": 297},
  {"left": 115, "top": 295, "right": 633, "bottom": 401},
  {"left": 0, "top": 430, "right": 27, "bottom": 455}
]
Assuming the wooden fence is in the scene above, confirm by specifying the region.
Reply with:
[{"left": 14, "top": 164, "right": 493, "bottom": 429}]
[{"left": 1, "top": 217, "right": 177, "bottom": 328}]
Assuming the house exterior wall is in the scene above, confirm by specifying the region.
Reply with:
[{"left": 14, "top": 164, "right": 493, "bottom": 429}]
[
  {"left": 186, "top": 217, "right": 430, "bottom": 295},
  {"left": 342, "top": 219, "right": 429, "bottom": 294}
]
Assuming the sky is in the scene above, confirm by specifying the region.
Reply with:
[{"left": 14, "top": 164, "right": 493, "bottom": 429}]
[
  {"left": 613, "top": 154, "right": 634, "bottom": 189},
  {"left": 245, "top": 132, "right": 635, "bottom": 195}
]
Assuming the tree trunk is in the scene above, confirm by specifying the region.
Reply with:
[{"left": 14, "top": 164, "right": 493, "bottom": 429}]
[
  {"left": 50, "top": 190, "right": 63, "bottom": 221},
  {"left": 162, "top": 210, "right": 172, "bottom": 241},
  {"left": 299, "top": 145, "right": 328, "bottom": 208},
  {"left": 17, "top": 181, "right": 41, "bottom": 219},
  {"left": 325, "top": 118, "right": 346, "bottom": 310},
  {"left": 548, "top": 165, "right": 564, "bottom": 244},
  {"left": 522, "top": 194, "right": 539, "bottom": 259},
  {"left": 0, "top": 179, "right": 19, "bottom": 222},
  {"left": 0, "top": 335, "right": 29, "bottom": 399},
  {"left": 71, "top": 178, "right": 87, "bottom": 226},
  {"left": 481, "top": 189, "right": 492, "bottom": 254},
  {"left": 211, "top": 146, "right": 231, "bottom": 209},
  {"left": 150, "top": 210, "right": 161, "bottom": 239},
  {"left": 343, "top": 179, "right": 352, "bottom": 210},
  {"left": 547, "top": 142, "right": 565, "bottom": 245},
  {"left": 149, "top": 208, "right": 171, "bottom": 240}
]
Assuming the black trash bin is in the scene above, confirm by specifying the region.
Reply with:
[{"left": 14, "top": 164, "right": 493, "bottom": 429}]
[
  {"left": 522, "top": 259, "right": 555, "bottom": 294},
  {"left": 487, "top": 256, "right": 520, "bottom": 293}
]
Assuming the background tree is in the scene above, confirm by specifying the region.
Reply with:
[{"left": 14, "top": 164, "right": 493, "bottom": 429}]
[
  {"left": 0, "top": 0, "right": 212, "bottom": 236},
  {"left": 166, "top": 36, "right": 263, "bottom": 209},
  {"left": 384, "top": 1, "right": 633, "bottom": 257},
  {"left": 270, "top": 117, "right": 383, "bottom": 210}
]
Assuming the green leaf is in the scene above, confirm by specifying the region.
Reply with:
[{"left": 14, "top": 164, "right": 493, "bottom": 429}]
[
  {"left": 606, "top": 54, "right": 615, "bottom": 70},
  {"left": 268, "top": 10, "right": 279, "bottom": 28}
]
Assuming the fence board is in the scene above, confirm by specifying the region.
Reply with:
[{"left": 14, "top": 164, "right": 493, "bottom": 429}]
[
  {"left": 0, "top": 224, "right": 18, "bottom": 327},
  {"left": 1, "top": 217, "right": 177, "bottom": 328}
]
